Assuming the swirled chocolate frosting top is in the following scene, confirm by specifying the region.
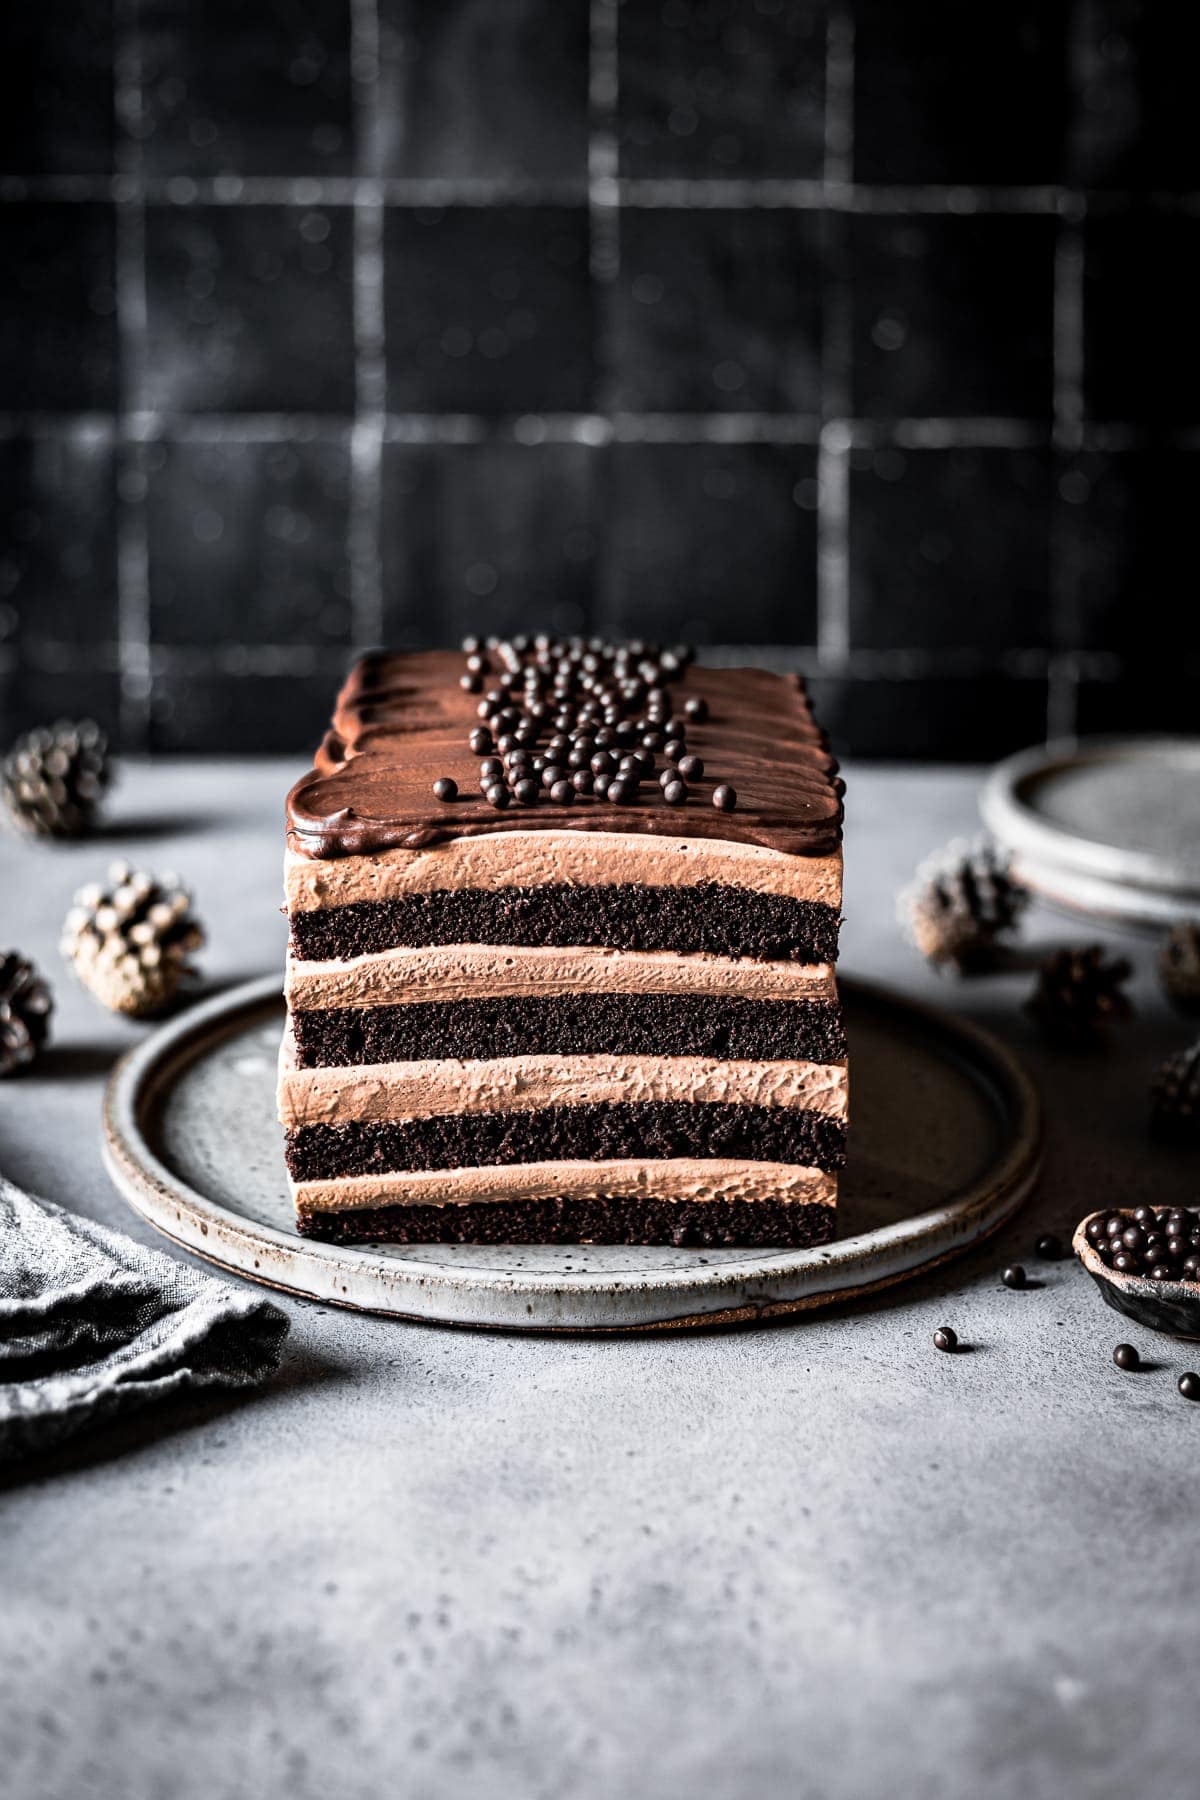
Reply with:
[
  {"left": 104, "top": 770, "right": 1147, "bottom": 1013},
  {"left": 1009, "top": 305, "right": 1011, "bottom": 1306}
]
[{"left": 287, "top": 644, "right": 844, "bottom": 859}]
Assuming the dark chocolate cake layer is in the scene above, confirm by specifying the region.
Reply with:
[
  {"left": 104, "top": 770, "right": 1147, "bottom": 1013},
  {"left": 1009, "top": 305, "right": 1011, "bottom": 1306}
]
[
  {"left": 296, "top": 1194, "right": 837, "bottom": 1248},
  {"left": 291, "top": 993, "right": 847, "bottom": 1069},
  {"left": 284, "top": 1102, "right": 848, "bottom": 1182},
  {"left": 287, "top": 652, "right": 843, "bottom": 860},
  {"left": 289, "top": 882, "right": 840, "bottom": 965}
]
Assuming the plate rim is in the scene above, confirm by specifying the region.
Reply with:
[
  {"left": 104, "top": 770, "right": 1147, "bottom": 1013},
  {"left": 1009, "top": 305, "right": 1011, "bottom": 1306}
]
[
  {"left": 102, "top": 974, "right": 1043, "bottom": 1332},
  {"left": 982, "top": 733, "right": 1200, "bottom": 899}
]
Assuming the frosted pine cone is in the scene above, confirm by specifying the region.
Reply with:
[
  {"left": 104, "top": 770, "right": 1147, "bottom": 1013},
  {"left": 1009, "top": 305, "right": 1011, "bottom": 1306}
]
[
  {"left": 900, "top": 837, "right": 1028, "bottom": 972},
  {"left": 1151, "top": 1040, "right": 1200, "bottom": 1140},
  {"left": 61, "top": 862, "right": 205, "bottom": 1017},
  {"left": 1, "top": 719, "right": 111, "bottom": 839},
  {"left": 0, "top": 950, "right": 53, "bottom": 1076},
  {"left": 1026, "top": 946, "right": 1133, "bottom": 1048}
]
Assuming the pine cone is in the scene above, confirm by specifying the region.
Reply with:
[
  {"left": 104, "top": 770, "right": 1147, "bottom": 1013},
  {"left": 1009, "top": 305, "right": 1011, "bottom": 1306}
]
[
  {"left": 1026, "top": 946, "right": 1133, "bottom": 1048},
  {"left": 1, "top": 719, "right": 111, "bottom": 839},
  {"left": 1159, "top": 922, "right": 1200, "bottom": 1014},
  {"left": 1151, "top": 1040, "right": 1200, "bottom": 1140},
  {"left": 0, "top": 950, "right": 53, "bottom": 1076},
  {"left": 900, "top": 837, "right": 1028, "bottom": 972},
  {"left": 61, "top": 862, "right": 205, "bottom": 1018}
]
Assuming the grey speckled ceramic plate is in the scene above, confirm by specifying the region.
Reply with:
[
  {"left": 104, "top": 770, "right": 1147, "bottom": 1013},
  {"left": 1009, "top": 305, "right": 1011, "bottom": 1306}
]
[
  {"left": 982, "top": 736, "right": 1200, "bottom": 929},
  {"left": 102, "top": 975, "right": 1041, "bottom": 1332}
]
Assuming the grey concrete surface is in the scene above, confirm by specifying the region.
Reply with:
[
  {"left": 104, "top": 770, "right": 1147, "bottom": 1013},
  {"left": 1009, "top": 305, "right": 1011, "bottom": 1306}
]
[{"left": 2, "top": 760, "right": 1197, "bottom": 1800}]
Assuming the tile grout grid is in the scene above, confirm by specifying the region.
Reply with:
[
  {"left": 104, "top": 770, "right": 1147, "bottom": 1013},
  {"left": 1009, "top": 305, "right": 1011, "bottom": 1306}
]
[{"left": 2, "top": 3, "right": 1193, "bottom": 750}]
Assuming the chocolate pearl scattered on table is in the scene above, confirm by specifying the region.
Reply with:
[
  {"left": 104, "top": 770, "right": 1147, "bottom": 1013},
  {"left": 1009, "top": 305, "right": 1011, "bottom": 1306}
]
[
  {"left": 460, "top": 673, "right": 481, "bottom": 693},
  {"left": 469, "top": 726, "right": 492, "bottom": 755},
  {"left": 663, "top": 781, "right": 687, "bottom": 806},
  {"left": 1002, "top": 1265, "right": 1027, "bottom": 1289},
  {"left": 685, "top": 696, "right": 708, "bottom": 722},
  {"left": 712, "top": 784, "right": 737, "bottom": 812},
  {"left": 541, "top": 765, "right": 564, "bottom": 789},
  {"left": 1113, "top": 1343, "right": 1140, "bottom": 1370},
  {"left": 479, "top": 756, "right": 503, "bottom": 782},
  {"left": 608, "top": 780, "right": 633, "bottom": 804},
  {"left": 933, "top": 1326, "right": 958, "bottom": 1352},
  {"left": 572, "top": 769, "right": 593, "bottom": 795},
  {"left": 514, "top": 778, "right": 539, "bottom": 806},
  {"left": 1179, "top": 1373, "right": 1200, "bottom": 1401},
  {"left": 432, "top": 777, "right": 457, "bottom": 802},
  {"left": 485, "top": 782, "right": 510, "bottom": 810},
  {"left": 677, "top": 754, "right": 703, "bottom": 781},
  {"left": 1035, "top": 1233, "right": 1064, "bottom": 1260},
  {"left": 663, "top": 738, "right": 686, "bottom": 763},
  {"left": 550, "top": 779, "right": 572, "bottom": 804}
]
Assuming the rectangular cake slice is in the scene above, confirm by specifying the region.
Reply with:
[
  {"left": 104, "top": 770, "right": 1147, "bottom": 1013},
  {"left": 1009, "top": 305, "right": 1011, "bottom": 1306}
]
[{"left": 279, "top": 642, "right": 846, "bottom": 1246}]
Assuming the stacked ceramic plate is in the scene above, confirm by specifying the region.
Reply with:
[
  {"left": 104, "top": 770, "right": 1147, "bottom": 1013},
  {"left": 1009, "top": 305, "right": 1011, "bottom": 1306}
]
[{"left": 982, "top": 736, "right": 1200, "bottom": 930}]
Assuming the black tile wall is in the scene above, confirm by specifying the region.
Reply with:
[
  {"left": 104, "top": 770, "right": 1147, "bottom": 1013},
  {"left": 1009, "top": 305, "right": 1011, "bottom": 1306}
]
[
  {"left": 0, "top": 0, "right": 1193, "bottom": 758},
  {"left": 849, "top": 216, "right": 1056, "bottom": 419},
  {"left": 380, "top": 441, "right": 598, "bottom": 644},
  {"left": 0, "top": 205, "right": 118, "bottom": 411},
  {"left": 377, "top": 0, "right": 591, "bottom": 181},
  {"left": 142, "top": 205, "right": 357, "bottom": 414},
  {"left": 615, "top": 208, "right": 824, "bottom": 412},
  {"left": 853, "top": 0, "right": 1070, "bottom": 186},
  {"left": 385, "top": 208, "right": 594, "bottom": 413},
  {"left": 618, "top": 0, "right": 825, "bottom": 179},
  {"left": 606, "top": 442, "right": 819, "bottom": 644},
  {"left": 138, "top": 0, "right": 355, "bottom": 177},
  {"left": 145, "top": 436, "right": 354, "bottom": 645}
]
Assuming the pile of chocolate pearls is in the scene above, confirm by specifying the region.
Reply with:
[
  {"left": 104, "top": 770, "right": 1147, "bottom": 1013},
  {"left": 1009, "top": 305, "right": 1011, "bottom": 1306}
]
[
  {"left": 432, "top": 635, "right": 736, "bottom": 814},
  {"left": 1086, "top": 1205, "right": 1200, "bottom": 1281}
]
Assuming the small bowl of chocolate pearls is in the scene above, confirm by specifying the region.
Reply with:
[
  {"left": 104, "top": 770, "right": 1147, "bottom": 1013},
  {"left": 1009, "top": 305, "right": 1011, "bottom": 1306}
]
[{"left": 1074, "top": 1205, "right": 1200, "bottom": 1338}]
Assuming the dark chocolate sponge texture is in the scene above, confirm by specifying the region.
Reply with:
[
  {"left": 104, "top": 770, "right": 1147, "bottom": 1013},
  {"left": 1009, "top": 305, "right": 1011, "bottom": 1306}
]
[
  {"left": 284, "top": 1102, "right": 848, "bottom": 1183},
  {"left": 289, "top": 882, "right": 841, "bottom": 966},
  {"left": 296, "top": 1195, "right": 837, "bottom": 1249},
  {"left": 291, "top": 993, "right": 847, "bottom": 1070},
  {"left": 287, "top": 650, "right": 843, "bottom": 859}
]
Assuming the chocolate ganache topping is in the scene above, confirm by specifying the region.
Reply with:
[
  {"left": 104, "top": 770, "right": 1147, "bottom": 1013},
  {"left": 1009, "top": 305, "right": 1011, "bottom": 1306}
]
[{"left": 287, "top": 639, "right": 844, "bottom": 859}]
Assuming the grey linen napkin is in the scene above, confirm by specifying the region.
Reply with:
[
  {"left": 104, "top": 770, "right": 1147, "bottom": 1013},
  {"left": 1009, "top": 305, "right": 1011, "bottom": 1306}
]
[{"left": 0, "top": 1175, "right": 289, "bottom": 1462}]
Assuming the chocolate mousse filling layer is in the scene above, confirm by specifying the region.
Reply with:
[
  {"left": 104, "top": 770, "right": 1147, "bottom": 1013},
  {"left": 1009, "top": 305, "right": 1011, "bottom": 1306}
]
[
  {"left": 295, "top": 1194, "right": 837, "bottom": 1248},
  {"left": 288, "top": 881, "right": 841, "bottom": 966},
  {"left": 284, "top": 1102, "right": 848, "bottom": 1182},
  {"left": 291, "top": 993, "right": 847, "bottom": 1069}
]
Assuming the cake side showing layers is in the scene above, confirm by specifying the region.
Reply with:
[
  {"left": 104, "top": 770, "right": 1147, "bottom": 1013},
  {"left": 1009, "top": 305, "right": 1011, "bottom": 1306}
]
[{"left": 280, "top": 640, "right": 847, "bottom": 1247}]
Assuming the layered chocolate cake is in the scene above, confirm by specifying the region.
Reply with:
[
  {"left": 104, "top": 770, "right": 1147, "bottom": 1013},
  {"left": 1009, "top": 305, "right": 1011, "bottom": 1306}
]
[{"left": 279, "top": 640, "right": 846, "bottom": 1246}]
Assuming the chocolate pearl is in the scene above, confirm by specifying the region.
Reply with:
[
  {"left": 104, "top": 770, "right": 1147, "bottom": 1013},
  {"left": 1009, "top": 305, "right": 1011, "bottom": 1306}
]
[
  {"left": 469, "top": 726, "right": 492, "bottom": 755},
  {"left": 1121, "top": 1225, "right": 1146, "bottom": 1254},
  {"left": 1106, "top": 1215, "right": 1125, "bottom": 1239},
  {"left": 1133, "top": 1205, "right": 1157, "bottom": 1225},
  {"left": 485, "top": 782, "right": 510, "bottom": 810},
  {"left": 591, "top": 751, "right": 616, "bottom": 778},
  {"left": 461, "top": 635, "right": 481, "bottom": 654},
  {"left": 465, "top": 652, "right": 488, "bottom": 675},
  {"left": 432, "top": 777, "right": 458, "bottom": 802},
  {"left": 685, "top": 696, "right": 708, "bottom": 723},
  {"left": 496, "top": 734, "right": 517, "bottom": 756},
  {"left": 1150, "top": 1264, "right": 1174, "bottom": 1281},
  {"left": 712, "top": 784, "right": 737, "bottom": 812},
  {"left": 1035, "top": 1233, "right": 1065, "bottom": 1260},
  {"left": 1002, "top": 1265, "right": 1027, "bottom": 1289},
  {"left": 1112, "top": 1251, "right": 1138, "bottom": 1273},
  {"left": 608, "top": 779, "right": 633, "bottom": 804},
  {"left": 663, "top": 738, "right": 687, "bottom": 763},
  {"left": 594, "top": 727, "right": 616, "bottom": 749},
  {"left": 641, "top": 730, "right": 664, "bottom": 753},
  {"left": 460, "top": 673, "right": 482, "bottom": 693},
  {"left": 540, "top": 765, "right": 563, "bottom": 790},
  {"left": 658, "top": 767, "right": 674, "bottom": 788},
  {"left": 511, "top": 777, "right": 537, "bottom": 805},
  {"left": 593, "top": 775, "right": 611, "bottom": 801},
  {"left": 933, "top": 1326, "right": 958, "bottom": 1353},
  {"left": 617, "top": 753, "right": 640, "bottom": 775},
  {"left": 677, "top": 753, "right": 703, "bottom": 781},
  {"left": 572, "top": 769, "right": 594, "bottom": 795},
  {"left": 479, "top": 756, "right": 503, "bottom": 782},
  {"left": 1184, "top": 1256, "right": 1200, "bottom": 1278},
  {"left": 550, "top": 779, "right": 573, "bottom": 805},
  {"left": 1113, "top": 1343, "right": 1140, "bottom": 1370},
  {"left": 1180, "top": 1373, "right": 1200, "bottom": 1401},
  {"left": 1085, "top": 1217, "right": 1106, "bottom": 1244},
  {"left": 663, "top": 780, "right": 687, "bottom": 806}
]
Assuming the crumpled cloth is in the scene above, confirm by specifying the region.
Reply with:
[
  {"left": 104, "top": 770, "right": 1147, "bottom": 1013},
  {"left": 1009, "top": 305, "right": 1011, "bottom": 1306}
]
[{"left": 0, "top": 1174, "right": 289, "bottom": 1462}]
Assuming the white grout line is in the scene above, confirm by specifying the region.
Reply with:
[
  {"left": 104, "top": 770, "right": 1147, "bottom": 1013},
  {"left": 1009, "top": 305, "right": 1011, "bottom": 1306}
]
[
  {"left": 348, "top": 0, "right": 385, "bottom": 649},
  {"left": 112, "top": 0, "right": 152, "bottom": 747},
  {"left": 5, "top": 171, "right": 1199, "bottom": 215},
  {"left": 815, "top": 4, "right": 855, "bottom": 669}
]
